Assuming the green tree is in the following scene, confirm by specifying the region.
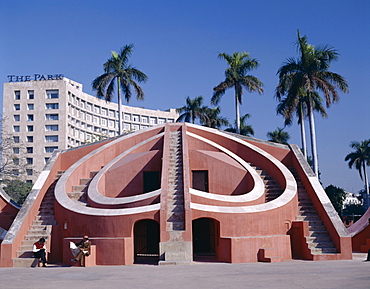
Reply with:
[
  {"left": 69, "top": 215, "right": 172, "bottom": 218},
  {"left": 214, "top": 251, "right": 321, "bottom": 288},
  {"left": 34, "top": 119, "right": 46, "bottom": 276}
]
[
  {"left": 267, "top": 127, "right": 290, "bottom": 144},
  {"left": 176, "top": 96, "right": 207, "bottom": 124},
  {"left": 202, "top": 107, "right": 230, "bottom": 129},
  {"left": 324, "top": 185, "right": 346, "bottom": 216},
  {"left": 225, "top": 113, "right": 254, "bottom": 136},
  {"left": 276, "top": 31, "right": 349, "bottom": 176},
  {"left": 344, "top": 139, "right": 370, "bottom": 196},
  {"left": 2, "top": 179, "right": 33, "bottom": 205},
  {"left": 212, "top": 52, "right": 263, "bottom": 134},
  {"left": 92, "top": 44, "right": 148, "bottom": 135}
]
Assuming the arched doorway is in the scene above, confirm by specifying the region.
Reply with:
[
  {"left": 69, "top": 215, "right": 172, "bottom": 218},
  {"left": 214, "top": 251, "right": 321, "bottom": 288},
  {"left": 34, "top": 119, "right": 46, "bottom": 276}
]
[
  {"left": 134, "top": 219, "right": 160, "bottom": 264},
  {"left": 192, "top": 218, "right": 218, "bottom": 261}
]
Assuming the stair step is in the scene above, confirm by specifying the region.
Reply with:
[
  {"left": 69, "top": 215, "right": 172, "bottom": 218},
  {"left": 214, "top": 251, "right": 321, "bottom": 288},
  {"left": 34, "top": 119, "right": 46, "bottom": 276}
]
[
  {"left": 310, "top": 247, "right": 337, "bottom": 254},
  {"left": 80, "top": 178, "right": 92, "bottom": 185},
  {"left": 307, "top": 241, "right": 335, "bottom": 249},
  {"left": 12, "top": 257, "right": 41, "bottom": 267}
]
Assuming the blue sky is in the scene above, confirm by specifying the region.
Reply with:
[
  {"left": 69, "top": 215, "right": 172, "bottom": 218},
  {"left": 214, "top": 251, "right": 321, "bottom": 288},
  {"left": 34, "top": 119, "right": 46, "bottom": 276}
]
[{"left": 1, "top": 1, "right": 369, "bottom": 193}]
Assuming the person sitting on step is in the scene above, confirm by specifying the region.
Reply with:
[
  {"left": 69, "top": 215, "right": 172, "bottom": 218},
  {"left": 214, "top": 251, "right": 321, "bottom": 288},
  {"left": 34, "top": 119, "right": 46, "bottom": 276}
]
[
  {"left": 33, "top": 237, "right": 47, "bottom": 267},
  {"left": 71, "top": 235, "right": 91, "bottom": 266}
]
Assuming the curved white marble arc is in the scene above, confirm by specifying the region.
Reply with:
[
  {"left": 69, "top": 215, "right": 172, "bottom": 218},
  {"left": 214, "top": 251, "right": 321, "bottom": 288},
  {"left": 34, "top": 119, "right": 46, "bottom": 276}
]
[
  {"left": 55, "top": 125, "right": 166, "bottom": 216},
  {"left": 88, "top": 133, "right": 164, "bottom": 205},
  {"left": 186, "top": 124, "right": 297, "bottom": 213},
  {"left": 187, "top": 132, "right": 264, "bottom": 202}
]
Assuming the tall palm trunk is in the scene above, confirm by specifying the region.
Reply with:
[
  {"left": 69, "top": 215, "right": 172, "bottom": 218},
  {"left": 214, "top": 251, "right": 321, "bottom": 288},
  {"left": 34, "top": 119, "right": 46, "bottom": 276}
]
[
  {"left": 299, "top": 107, "right": 307, "bottom": 159},
  {"left": 363, "top": 163, "right": 370, "bottom": 210},
  {"left": 117, "top": 78, "right": 122, "bottom": 135},
  {"left": 307, "top": 101, "right": 318, "bottom": 176},
  {"left": 235, "top": 89, "right": 241, "bottom": 134},
  {"left": 364, "top": 162, "right": 369, "bottom": 195}
]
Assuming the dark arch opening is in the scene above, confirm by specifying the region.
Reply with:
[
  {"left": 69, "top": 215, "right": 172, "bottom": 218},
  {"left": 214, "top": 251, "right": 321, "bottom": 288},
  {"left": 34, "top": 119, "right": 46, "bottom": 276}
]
[
  {"left": 134, "top": 219, "right": 160, "bottom": 264},
  {"left": 192, "top": 218, "right": 219, "bottom": 261}
]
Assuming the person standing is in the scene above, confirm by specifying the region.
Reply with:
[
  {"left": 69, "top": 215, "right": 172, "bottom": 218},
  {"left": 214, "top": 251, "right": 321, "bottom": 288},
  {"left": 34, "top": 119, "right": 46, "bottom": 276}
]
[
  {"left": 33, "top": 238, "right": 47, "bottom": 267},
  {"left": 71, "top": 235, "right": 91, "bottom": 266}
]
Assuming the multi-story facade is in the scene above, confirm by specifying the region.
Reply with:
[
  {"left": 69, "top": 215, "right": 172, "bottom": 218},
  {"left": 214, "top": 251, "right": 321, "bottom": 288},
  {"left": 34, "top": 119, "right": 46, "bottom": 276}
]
[{"left": 2, "top": 75, "right": 178, "bottom": 182}]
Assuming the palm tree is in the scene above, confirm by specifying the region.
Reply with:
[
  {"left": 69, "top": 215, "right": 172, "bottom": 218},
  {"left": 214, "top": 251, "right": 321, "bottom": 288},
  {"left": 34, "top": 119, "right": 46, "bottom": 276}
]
[
  {"left": 345, "top": 139, "right": 370, "bottom": 196},
  {"left": 277, "top": 89, "right": 327, "bottom": 158},
  {"left": 225, "top": 113, "right": 254, "bottom": 136},
  {"left": 176, "top": 96, "right": 207, "bottom": 124},
  {"left": 202, "top": 107, "right": 230, "bottom": 129},
  {"left": 92, "top": 44, "right": 148, "bottom": 135},
  {"left": 212, "top": 52, "right": 263, "bottom": 134},
  {"left": 276, "top": 31, "right": 348, "bottom": 176},
  {"left": 267, "top": 127, "right": 290, "bottom": 145}
]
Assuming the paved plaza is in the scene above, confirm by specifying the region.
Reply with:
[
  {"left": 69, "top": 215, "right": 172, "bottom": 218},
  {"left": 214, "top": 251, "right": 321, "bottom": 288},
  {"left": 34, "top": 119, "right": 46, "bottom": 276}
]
[{"left": 0, "top": 254, "right": 368, "bottom": 289}]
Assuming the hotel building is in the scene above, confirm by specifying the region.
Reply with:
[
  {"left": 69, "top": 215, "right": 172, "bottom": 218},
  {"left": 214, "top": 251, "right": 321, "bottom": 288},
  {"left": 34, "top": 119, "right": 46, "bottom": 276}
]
[{"left": 2, "top": 75, "right": 178, "bottom": 182}]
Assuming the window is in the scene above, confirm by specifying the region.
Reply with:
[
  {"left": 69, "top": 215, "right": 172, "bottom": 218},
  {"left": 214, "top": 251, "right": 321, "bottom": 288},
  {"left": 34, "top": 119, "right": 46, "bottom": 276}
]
[
  {"left": 86, "top": 103, "right": 92, "bottom": 111},
  {"left": 26, "top": 180, "right": 32, "bottom": 183},
  {"left": 45, "top": 114, "right": 59, "bottom": 120},
  {"left": 13, "top": 147, "right": 20, "bottom": 154},
  {"left": 108, "top": 120, "right": 114, "bottom": 128},
  {"left": 94, "top": 126, "right": 100, "bottom": 132},
  {"left": 87, "top": 124, "right": 93, "bottom": 131},
  {"left": 27, "top": 114, "right": 34, "bottom": 121},
  {"left": 101, "top": 108, "right": 107, "bottom": 116},
  {"left": 45, "top": 135, "right": 58, "bottom": 142},
  {"left": 27, "top": 104, "right": 34, "bottom": 110},
  {"left": 12, "top": 169, "right": 19, "bottom": 176},
  {"left": 14, "top": 104, "right": 20, "bottom": 111},
  {"left": 26, "top": 158, "right": 33, "bottom": 165},
  {"left": 13, "top": 125, "right": 20, "bottom": 132},
  {"left": 132, "top": 124, "right": 139, "bottom": 131},
  {"left": 109, "top": 130, "right": 115, "bottom": 137},
  {"left": 86, "top": 114, "right": 92, "bottom": 122},
  {"left": 27, "top": 136, "right": 33, "bottom": 143},
  {"left": 45, "top": 157, "right": 50, "bottom": 163},
  {"left": 45, "top": 125, "right": 58, "bottom": 131},
  {"left": 124, "top": 114, "right": 131, "bottom": 121},
  {"left": 26, "top": 147, "right": 33, "bottom": 153},
  {"left": 14, "top": 115, "right": 20, "bottom": 121},
  {"left": 45, "top": 146, "right": 58, "bottom": 153},
  {"left": 109, "top": 110, "right": 115, "bottom": 117},
  {"left": 94, "top": 106, "right": 100, "bottom": 114},
  {"left": 14, "top": 91, "right": 20, "bottom": 100},
  {"left": 46, "top": 103, "right": 59, "bottom": 109},
  {"left": 150, "top": 117, "right": 157, "bottom": 125},
  {"left": 158, "top": 118, "right": 165, "bottom": 124},
  {"left": 13, "top": 158, "right": 19, "bottom": 165},
  {"left": 80, "top": 100, "right": 85, "bottom": 109},
  {"left": 133, "top": 115, "right": 140, "bottom": 122},
  {"left": 27, "top": 125, "right": 34, "bottom": 132},
  {"left": 28, "top": 90, "right": 34, "bottom": 99},
  {"left": 168, "top": 119, "right": 174, "bottom": 123},
  {"left": 93, "top": 116, "right": 99, "bottom": 124},
  {"left": 141, "top": 116, "right": 148, "bottom": 123},
  {"left": 26, "top": 169, "right": 33, "bottom": 176},
  {"left": 46, "top": 90, "right": 59, "bottom": 99},
  {"left": 124, "top": 123, "right": 130, "bottom": 131},
  {"left": 13, "top": 136, "right": 20, "bottom": 143},
  {"left": 101, "top": 118, "right": 107, "bottom": 126}
]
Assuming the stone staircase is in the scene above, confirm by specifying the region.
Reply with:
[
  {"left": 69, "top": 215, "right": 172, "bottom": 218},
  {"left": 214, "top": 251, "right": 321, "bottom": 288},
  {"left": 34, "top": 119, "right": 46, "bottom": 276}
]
[
  {"left": 67, "top": 171, "right": 99, "bottom": 206},
  {"left": 291, "top": 169, "right": 337, "bottom": 255},
  {"left": 251, "top": 164, "right": 283, "bottom": 202},
  {"left": 159, "top": 130, "right": 192, "bottom": 265},
  {"left": 12, "top": 173, "right": 62, "bottom": 267}
]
